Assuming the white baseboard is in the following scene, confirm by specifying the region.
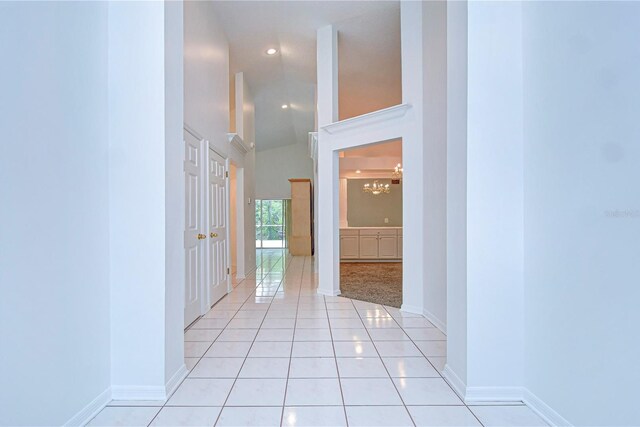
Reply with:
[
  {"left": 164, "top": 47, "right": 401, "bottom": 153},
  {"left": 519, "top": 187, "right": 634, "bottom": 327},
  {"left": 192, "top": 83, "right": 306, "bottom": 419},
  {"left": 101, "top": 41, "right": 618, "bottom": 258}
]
[
  {"left": 165, "top": 363, "right": 188, "bottom": 398},
  {"left": 464, "top": 386, "right": 524, "bottom": 403},
  {"left": 317, "top": 288, "right": 340, "bottom": 296},
  {"left": 63, "top": 387, "right": 111, "bottom": 427},
  {"left": 111, "top": 364, "right": 188, "bottom": 402},
  {"left": 442, "top": 365, "right": 466, "bottom": 400},
  {"left": 422, "top": 308, "right": 447, "bottom": 334},
  {"left": 522, "top": 389, "right": 572, "bottom": 427},
  {"left": 400, "top": 304, "right": 423, "bottom": 315}
]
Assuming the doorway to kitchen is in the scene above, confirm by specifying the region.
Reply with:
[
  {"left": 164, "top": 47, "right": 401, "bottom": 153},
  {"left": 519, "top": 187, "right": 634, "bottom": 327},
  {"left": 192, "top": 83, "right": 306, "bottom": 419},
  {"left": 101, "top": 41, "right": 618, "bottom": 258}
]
[{"left": 338, "top": 139, "right": 403, "bottom": 308}]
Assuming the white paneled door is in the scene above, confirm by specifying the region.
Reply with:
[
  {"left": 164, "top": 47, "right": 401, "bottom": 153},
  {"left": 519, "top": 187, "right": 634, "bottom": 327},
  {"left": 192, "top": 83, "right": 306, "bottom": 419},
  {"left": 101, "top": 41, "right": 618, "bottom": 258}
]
[
  {"left": 184, "top": 130, "right": 204, "bottom": 327},
  {"left": 207, "top": 147, "right": 229, "bottom": 307}
]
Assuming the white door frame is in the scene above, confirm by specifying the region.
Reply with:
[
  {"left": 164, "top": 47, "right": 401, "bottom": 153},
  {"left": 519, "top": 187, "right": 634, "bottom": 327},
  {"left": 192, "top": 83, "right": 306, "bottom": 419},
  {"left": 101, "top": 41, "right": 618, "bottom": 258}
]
[
  {"left": 316, "top": 12, "right": 432, "bottom": 318},
  {"left": 224, "top": 157, "right": 232, "bottom": 293},
  {"left": 227, "top": 133, "right": 252, "bottom": 279},
  {"left": 316, "top": 105, "right": 423, "bottom": 316},
  {"left": 227, "top": 160, "right": 246, "bottom": 280}
]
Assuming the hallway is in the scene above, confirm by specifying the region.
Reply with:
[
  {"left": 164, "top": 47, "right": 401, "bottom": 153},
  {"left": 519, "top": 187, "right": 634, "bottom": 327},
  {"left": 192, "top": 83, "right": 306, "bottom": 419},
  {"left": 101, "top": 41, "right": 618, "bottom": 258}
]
[{"left": 88, "top": 250, "right": 546, "bottom": 426}]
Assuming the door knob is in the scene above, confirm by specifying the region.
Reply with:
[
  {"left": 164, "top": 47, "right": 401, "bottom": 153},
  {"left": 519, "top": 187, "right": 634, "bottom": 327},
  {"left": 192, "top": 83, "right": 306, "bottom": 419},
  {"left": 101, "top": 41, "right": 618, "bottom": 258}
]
[
  {"left": 210, "top": 232, "right": 218, "bottom": 238},
  {"left": 197, "top": 233, "right": 207, "bottom": 240}
]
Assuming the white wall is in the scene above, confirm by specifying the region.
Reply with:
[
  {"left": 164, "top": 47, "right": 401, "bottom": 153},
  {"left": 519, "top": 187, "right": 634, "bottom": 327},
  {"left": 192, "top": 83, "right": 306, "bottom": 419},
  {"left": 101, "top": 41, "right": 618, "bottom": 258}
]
[
  {"left": 184, "top": 3, "right": 256, "bottom": 276},
  {"left": 421, "top": 1, "right": 448, "bottom": 332},
  {"left": 445, "top": 0, "right": 468, "bottom": 385},
  {"left": 184, "top": 0, "right": 229, "bottom": 155},
  {"left": 163, "top": 0, "right": 185, "bottom": 385},
  {"left": 108, "top": 0, "right": 184, "bottom": 397},
  {"left": 522, "top": 2, "right": 640, "bottom": 425},
  {"left": 0, "top": 2, "right": 111, "bottom": 424},
  {"left": 255, "top": 143, "right": 313, "bottom": 200},
  {"left": 465, "top": 0, "right": 525, "bottom": 391}
]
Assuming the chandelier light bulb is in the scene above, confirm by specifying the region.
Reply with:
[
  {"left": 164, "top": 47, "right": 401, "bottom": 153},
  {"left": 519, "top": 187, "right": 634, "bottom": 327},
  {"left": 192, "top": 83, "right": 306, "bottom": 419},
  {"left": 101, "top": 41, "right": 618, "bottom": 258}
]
[{"left": 363, "top": 180, "right": 390, "bottom": 195}]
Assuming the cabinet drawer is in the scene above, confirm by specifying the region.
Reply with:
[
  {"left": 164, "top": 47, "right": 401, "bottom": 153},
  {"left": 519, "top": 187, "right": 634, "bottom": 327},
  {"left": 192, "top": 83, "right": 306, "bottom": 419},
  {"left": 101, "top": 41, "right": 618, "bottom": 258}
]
[
  {"left": 377, "top": 228, "right": 398, "bottom": 236},
  {"left": 340, "top": 229, "right": 359, "bottom": 236},
  {"left": 359, "top": 228, "right": 398, "bottom": 236}
]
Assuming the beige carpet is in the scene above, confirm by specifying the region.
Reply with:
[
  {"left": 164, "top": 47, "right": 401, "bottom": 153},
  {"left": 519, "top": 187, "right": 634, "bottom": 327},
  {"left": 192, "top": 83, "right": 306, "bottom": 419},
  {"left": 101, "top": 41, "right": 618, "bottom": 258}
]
[{"left": 339, "top": 262, "right": 402, "bottom": 308}]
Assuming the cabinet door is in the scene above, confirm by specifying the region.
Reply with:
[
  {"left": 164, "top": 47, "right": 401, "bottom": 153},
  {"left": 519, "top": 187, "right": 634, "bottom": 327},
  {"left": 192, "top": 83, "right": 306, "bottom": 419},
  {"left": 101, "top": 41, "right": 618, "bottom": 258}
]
[
  {"left": 379, "top": 235, "right": 398, "bottom": 258},
  {"left": 397, "top": 235, "right": 403, "bottom": 258},
  {"left": 340, "top": 236, "right": 359, "bottom": 259},
  {"left": 359, "top": 235, "right": 379, "bottom": 259}
]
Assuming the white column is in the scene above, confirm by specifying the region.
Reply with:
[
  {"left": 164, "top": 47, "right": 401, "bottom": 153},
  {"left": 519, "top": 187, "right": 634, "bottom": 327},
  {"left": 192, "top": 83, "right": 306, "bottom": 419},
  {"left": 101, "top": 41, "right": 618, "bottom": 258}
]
[
  {"left": 399, "top": 1, "right": 426, "bottom": 314},
  {"left": 445, "top": 0, "right": 469, "bottom": 392},
  {"left": 465, "top": 0, "right": 524, "bottom": 394},
  {"left": 235, "top": 72, "right": 245, "bottom": 140},
  {"left": 317, "top": 25, "right": 339, "bottom": 126},
  {"left": 317, "top": 25, "right": 340, "bottom": 296},
  {"left": 108, "top": 0, "right": 185, "bottom": 399},
  {"left": 421, "top": 1, "right": 448, "bottom": 330},
  {"left": 339, "top": 178, "right": 348, "bottom": 228}
]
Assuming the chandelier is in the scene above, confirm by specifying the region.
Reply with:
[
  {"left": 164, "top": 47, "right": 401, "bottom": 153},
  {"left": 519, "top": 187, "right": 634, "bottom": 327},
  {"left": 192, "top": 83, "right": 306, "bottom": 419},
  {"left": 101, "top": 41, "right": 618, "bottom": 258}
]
[
  {"left": 363, "top": 180, "right": 390, "bottom": 195},
  {"left": 391, "top": 163, "right": 403, "bottom": 180}
]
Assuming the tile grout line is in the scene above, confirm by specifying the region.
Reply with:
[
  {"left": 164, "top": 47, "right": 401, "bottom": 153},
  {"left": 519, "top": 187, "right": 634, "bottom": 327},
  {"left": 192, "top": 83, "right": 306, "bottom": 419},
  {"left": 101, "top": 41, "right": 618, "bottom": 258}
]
[
  {"left": 382, "top": 306, "right": 486, "bottom": 427},
  {"left": 324, "top": 283, "right": 350, "bottom": 427},
  {"left": 351, "top": 300, "right": 417, "bottom": 427},
  {"left": 279, "top": 255, "right": 305, "bottom": 426},
  {"left": 143, "top": 252, "right": 279, "bottom": 427},
  {"left": 211, "top": 249, "right": 289, "bottom": 426},
  {"left": 101, "top": 250, "right": 507, "bottom": 427}
]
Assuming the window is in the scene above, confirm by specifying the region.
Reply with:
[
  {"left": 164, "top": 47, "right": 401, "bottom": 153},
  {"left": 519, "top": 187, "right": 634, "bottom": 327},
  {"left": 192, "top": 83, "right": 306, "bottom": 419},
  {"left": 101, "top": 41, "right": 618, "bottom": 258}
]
[{"left": 256, "top": 199, "right": 287, "bottom": 248}]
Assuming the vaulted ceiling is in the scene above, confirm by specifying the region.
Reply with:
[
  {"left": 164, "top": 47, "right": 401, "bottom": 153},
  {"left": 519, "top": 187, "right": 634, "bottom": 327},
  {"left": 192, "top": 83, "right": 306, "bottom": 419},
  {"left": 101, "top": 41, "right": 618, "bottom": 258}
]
[{"left": 211, "top": 1, "right": 401, "bottom": 152}]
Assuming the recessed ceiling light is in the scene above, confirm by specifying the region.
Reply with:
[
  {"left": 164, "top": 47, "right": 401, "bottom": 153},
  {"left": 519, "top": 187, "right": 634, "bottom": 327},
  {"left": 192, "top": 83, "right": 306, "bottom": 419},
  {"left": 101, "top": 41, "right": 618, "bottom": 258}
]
[
  {"left": 356, "top": 170, "right": 361, "bottom": 174},
  {"left": 266, "top": 48, "right": 278, "bottom": 55},
  {"left": 281, "top": 104, "right": 288, "bottom": 109}
]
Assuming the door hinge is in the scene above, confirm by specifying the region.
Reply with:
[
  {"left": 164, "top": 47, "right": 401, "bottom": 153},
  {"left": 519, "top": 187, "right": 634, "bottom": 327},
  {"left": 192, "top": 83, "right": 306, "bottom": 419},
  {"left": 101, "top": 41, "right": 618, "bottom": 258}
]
[
  {"left": 225, "top": 171, "right": 229, "bottom": 178},
  {"left": 227, "top": 267, "right": 230, "bottom": 274}
]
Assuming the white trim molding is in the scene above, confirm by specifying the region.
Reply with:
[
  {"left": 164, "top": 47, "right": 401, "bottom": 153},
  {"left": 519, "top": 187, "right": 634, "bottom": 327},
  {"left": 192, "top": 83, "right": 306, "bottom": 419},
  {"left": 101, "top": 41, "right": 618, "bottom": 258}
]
[
  {"left": 423, "top": 307, "right": 447, "bottom": 334},
  {"left": 316, "top": 287, "right": 341, "bottom": 297},
  {"left": 63, "top": 387, "right": 111, "bottom": 427},
  {"left": 440, "top": 363, "right": 571, "bottom": 427},
  {"left": 400, "top": 304, "right": 423, "bottom": 316},
  {"left": 165, "top": 363, "right": 188, "bottom": 398},
  {"left": 111, "top": 363, "right": 188, "bottom": 402},
  {"left": 184, "top": 122, "right": 203, "bottom": 141},
  {"left": 522, "top": 389, "right": 573, "bottom": 427},
  {"left": 227, "top": 133, "right": 252, "bottom": 155},
  {"left": 442, "top": 365, "right": 466, "bottom": 401},
  {"left": 464, "top": 386, "right": 524, "bottom": 404},
  {"left": 308, "top": 132, "right": 318, "bottom": 160},
  {"left": 321, "top": 103, "right": 411, "bottom": 135}
]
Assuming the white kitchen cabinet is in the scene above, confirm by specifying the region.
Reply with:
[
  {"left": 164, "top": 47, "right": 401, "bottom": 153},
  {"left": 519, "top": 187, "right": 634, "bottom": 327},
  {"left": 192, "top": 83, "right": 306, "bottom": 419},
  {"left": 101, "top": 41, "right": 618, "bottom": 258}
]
[
  {"left": 378, "top": 235, "right": 398, "bottom": 258},
  {"left": 340, "top": 233, "right": 359, "bottom": 259},
  {"left": 359, "top": 235, "right": 380, "bottom": 259},
  {"left": 340, "top": 227, "right": 402, "bottom": 260}
]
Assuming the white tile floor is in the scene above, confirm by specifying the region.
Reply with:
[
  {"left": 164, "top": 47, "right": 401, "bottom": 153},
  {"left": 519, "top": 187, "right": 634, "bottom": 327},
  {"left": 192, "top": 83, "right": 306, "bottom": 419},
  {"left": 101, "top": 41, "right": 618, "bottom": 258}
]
[{"left": 88, "top": 249, "right": 548, "bottom": 426}]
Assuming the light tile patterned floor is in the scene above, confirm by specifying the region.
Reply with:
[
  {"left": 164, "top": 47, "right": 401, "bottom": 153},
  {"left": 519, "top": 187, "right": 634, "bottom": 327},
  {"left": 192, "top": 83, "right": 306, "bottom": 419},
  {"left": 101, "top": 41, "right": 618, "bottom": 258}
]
[{"left": 89, "top": 249, "right": 547, "bottom": 426}]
